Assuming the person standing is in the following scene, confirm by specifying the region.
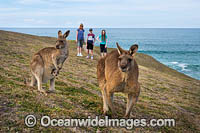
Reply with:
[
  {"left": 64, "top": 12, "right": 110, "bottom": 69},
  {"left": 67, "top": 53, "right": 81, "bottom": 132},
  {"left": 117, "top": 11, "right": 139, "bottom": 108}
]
[
  {"left": 86, "top": 28, "right": 95, "bottom": 60},
  {"left": 97, "top": 29, "right": 107, "bottom": 57},
  {"left": 76, "top": 23, "right": 85, "bottom": 56}
]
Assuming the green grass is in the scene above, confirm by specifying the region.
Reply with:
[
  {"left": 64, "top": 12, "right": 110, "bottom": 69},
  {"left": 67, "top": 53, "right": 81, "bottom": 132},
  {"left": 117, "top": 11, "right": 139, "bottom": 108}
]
[{"left": 0, "top": 30, "right": 200, "bottom": 132}]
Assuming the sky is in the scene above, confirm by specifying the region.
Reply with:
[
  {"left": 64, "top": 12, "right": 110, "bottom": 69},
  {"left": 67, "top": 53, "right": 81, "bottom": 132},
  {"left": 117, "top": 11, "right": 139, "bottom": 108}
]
[{"left": 0, "top": 0, "right": 200, "bottom": 28}]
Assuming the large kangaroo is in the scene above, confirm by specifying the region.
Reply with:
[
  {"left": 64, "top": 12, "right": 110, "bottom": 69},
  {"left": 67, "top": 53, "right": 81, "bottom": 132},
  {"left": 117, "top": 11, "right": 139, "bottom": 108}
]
[
  {"left": 97, "top": 43, "right": 140, "bottom": 117},
  {"left": 30, "top": 30, "right": 70, "bottom": 93}
]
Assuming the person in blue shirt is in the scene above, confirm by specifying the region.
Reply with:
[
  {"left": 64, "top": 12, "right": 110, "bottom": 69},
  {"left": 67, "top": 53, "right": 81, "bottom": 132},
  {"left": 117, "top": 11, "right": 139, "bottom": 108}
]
[
  {"left": 97, "top": 29, "right": 107, "bottom": 57},
  {"left": 76, "top": 23, "right": 85, "bottom": 56}
]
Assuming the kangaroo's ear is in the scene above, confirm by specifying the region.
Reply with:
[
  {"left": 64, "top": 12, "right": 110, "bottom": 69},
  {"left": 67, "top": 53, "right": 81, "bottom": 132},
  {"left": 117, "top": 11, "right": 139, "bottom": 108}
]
[
  {"left": 63, "top": 30, "right": 70, "bottom": 38},
  {"left": 58, "top": 30, "right": 62, "bottom": 38},
  {"left": 116, "top": 42, "right": 125, "bottom": 55},
  {"left": 129, "top": 44, "right": 138, "bottom": 56}
]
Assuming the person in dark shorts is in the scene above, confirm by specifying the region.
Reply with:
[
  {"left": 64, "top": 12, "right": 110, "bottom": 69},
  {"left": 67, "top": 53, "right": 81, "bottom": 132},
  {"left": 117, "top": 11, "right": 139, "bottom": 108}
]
[
  {"left": 86, "top": 28, "right": 95, "bottom": 59},
  {"left": 76, "top": 23, "right": 85, "bottom": 56},
  {"left": 97, "top": 29, "right": 107, "bottom": 57}
]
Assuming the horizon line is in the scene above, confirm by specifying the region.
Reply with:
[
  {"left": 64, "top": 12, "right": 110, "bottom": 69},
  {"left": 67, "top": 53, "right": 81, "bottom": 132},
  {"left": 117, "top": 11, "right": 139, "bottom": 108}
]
[{"left": 1, "top": 27, "right": 200, "bottom": 29}]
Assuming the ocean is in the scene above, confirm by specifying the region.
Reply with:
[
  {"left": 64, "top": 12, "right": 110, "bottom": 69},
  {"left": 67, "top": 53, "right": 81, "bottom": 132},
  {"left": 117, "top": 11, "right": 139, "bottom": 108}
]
[{"left": 1, "top": 28, "right": 200, "bottom": 80}]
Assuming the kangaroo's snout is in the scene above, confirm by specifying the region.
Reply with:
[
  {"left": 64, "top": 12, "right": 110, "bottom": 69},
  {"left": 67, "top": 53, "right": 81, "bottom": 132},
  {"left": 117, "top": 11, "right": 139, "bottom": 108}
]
[{"left": 120, "top": 63, "right": 128, "bottom": 72}]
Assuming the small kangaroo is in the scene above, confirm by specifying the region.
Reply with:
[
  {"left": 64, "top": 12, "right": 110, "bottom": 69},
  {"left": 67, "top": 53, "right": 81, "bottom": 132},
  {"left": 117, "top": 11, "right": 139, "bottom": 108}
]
[
  {"left": 30, "top": 30, "right": 70, "bottom": 93},
  {"left": 97, "top": 42, "right": 140, "bottom": 117}
]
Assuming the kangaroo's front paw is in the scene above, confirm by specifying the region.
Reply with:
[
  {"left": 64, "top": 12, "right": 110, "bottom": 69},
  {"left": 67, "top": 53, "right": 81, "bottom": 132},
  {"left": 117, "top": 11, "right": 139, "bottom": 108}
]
[{"left": 58, "top": 66, "right": 62, "bottom": 70}]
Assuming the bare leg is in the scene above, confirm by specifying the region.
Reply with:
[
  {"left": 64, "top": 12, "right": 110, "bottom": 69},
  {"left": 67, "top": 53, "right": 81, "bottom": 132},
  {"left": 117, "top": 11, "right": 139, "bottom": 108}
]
[
  {"left": 30, "top": 74, "right": 37, "bottom": 87},
  {"left": 124, "top": 93, "right": 137, "bottom": 118},
  {"left": 77, "top": 47, "right": 79, "bottom": 55},
  {"left": 49, "top": 78, "right": 55, "bottom": 92},
  {"left": 91, "top": 50, "right": 93, "bottom": 56},
  {"left": 80, "top": 47, "right": 82, "bottom": 54}
]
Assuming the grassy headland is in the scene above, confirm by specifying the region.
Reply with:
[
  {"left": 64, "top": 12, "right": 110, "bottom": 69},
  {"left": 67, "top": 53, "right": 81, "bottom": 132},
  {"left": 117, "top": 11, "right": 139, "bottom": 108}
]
[{"left": 0, "top": 30, "right": 199, "bottom": 132}]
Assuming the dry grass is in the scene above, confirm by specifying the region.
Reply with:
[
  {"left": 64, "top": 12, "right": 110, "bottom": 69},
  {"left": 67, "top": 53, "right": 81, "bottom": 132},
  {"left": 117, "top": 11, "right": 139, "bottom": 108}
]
[{"left": 0, "top": 30, "right": 200, "bottom": 132}]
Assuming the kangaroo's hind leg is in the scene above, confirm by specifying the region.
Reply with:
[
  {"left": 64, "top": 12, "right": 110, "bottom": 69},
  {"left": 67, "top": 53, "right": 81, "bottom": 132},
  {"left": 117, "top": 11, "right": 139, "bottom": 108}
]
[
  {"left": 110, "top": 93, "right": 114, "bottom": 103},
  {"left": 30, "top": 74, "right": 37, "bottom": 87},
  {"left": 34, "top": 69, "right": 46, "bottom": 93},
  {"left": 30, "top": 54, "right": 46, "bottom": 94},
  {"left": 101, "top": 84, "right": 109, "bottom": 115},
  {"left": 124, "top": 84, "right": 140, "bottom": 118},
  {"left": 124, "top": 93, "right": 137, "bottom": 118},
  {"left": 107, "top": 91, "right": 116, "bottom": 116}
]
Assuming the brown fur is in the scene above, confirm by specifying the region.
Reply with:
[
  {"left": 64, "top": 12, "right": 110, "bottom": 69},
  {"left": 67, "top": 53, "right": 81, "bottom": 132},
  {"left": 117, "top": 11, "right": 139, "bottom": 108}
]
[
  {"left": 30, "top": 30, "right": 70, "bottom": 93},
  {"left": 97, "top": 43, "right": 140, "bottom": 117}
]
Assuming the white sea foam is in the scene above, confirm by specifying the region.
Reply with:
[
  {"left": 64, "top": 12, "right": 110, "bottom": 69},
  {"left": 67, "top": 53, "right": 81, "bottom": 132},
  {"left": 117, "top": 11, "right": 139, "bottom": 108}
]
[
  {"left": 170, "top": 62, "right": 178, "bottom": 65},
  {"left": 170, "top": 62, "right": 190, "bottom": 71},
  {"left": 178, "top": 63, "right": 188, "bottom": 71}
]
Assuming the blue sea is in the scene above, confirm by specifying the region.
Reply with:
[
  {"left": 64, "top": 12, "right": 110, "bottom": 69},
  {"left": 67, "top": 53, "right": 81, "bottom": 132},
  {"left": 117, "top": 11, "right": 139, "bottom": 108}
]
[{"left": 1, "top": 28, "right": 200, "bottom": 80}]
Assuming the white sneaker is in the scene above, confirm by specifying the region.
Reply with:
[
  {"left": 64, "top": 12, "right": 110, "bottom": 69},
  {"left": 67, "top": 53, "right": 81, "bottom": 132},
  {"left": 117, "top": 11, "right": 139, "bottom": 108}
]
[
  {"left": 86, "top": 55, "right": 89, "bottom": 59},
  {"left": 77, "top": 53, "right": 80, "bottom": 56},
  {"left": 91, "top": 56, "right": 93, "bottom": 60},
  {"left": 80, "top": 53, "right": 83, "bottom": 56}
]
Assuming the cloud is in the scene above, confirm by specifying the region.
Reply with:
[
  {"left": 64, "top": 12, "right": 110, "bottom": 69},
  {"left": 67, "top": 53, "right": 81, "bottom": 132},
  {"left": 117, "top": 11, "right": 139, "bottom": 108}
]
[
  {"left": 24, "top": 18, "right": 48, "bottom": 24},
  {"left": 18, "top": 0, "right": 43, "bottom": 4},
  {"left": 0, "top": 0, "right": 200, "bottom": 27},
  {"left": 24, "top": 18, "right": 35, "bottom": 22},
  {"left": 17, "top": 0, "right": 101, "bottom": 5},
  {"left": 0, "top": 8, "right": 20, "bottom": 12}
]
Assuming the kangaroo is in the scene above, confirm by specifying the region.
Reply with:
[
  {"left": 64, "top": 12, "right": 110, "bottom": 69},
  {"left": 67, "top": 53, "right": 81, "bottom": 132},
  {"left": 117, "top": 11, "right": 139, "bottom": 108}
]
[
  {"left": 30, "top": 30, "right": 70, "bottom": 93},
  {"left": 97, "top": 42, "right": 140, "bottom": 117}
]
